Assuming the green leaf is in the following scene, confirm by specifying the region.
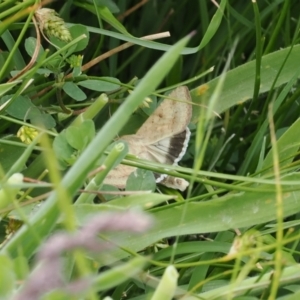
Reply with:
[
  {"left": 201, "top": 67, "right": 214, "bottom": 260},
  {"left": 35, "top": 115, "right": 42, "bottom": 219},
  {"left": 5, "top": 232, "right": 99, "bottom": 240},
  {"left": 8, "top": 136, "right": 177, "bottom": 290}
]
[
  {"left": 0, "top": 255, "right": 15, "bottom": 297},
  {"left": 29, "top": 112, "right": 56, "bottom": 130},
  {"left": 153, "top": 241, "right": 231, "bottom": 261},
  {"left": 191, "top": 44, "right": 300, "bottom": 120},
  {"left": 0, "top": 95, "right": 35, "bottom": 119},
  {"left": 108, "top": 193, "right": 175, "bottom": 210},
  {"left": 126, "top": 168, "right": 156, "bottom": 192},
  {"left": 13, "top": 256, "right": 29, "bottom": 280},
  {"left": 35, "top": 68, "right": 53, "bottom": 75},
  {"left": 45, "top": 56, "right": 64, "bottom": 72},
  {"left": 24, "top": 37, "right": 45, "bottom": 60},
  {"left": 0, "top": 52, "right": 14, "bottom": 79},
  {"left": 198, "top": 0, "right": 227, "bottom": 50},
  {"left": 72, "top": 204, "right": 124, "bottom": 224},
  {"left": 98, "top": 184, "right": 120, "bottom": 201},
  {"left": 151, "top": 265, "right": 178, "bottom": 300},
  {"left": 65, "top": 127, "right": 84, "bottom": 151},
  {"left": 0, "top": 173, "right": 24, "bottom": 210},
  {"left": 4, "top": 136, "right": 40, "bottom": 179},
  {"left": 98, "top": 5, "right": 130, "bottom": 35},
  {"left": 0, "top": 138, "right": 26, "bottom": 173},
  {"left": 197, "top": 265, "right": 300, "bottom": 299},
  {"left": 77, "top": 77, "right": 120, "bottom": 91},
  {"left": 278, "top": 291, "right": 300, "bottom": 300},
  {"left": 68, "top": 24, "right": 90, "bottom": 53},
  {"left": 76, "top": 118, "right": 96, "bottom": 146},
  {"left": 0, "top": 29, "right": 26, "bottom": 71},
  {"left": 53, "top": 131, "right": 77, "bottom": 165},
  {"left": 93, "top": 256, "right": 148, "bottom": 292},
  {"left": 103, "top": 173, "right": 300, "bottom": 264},
  {"left": 65, "top": 120, "right": 95, "bottom": 151},
  {"left": 0, "top": 80, "right": 22, "bottom": 96},
  {"left": 262, "top": 118, "right": 300, "bottom": 170},
  {"left": 93, "top": 0, "right": 120, "bottom": 13},
  {"left": 40, "top": 290, "right": 71, "bottom": 300},
  {"left": 63, "top": 82, "right": 86, "bottom": 101},
  {"left": 77, "top": 3, "right": 130, "bottom": 35}
]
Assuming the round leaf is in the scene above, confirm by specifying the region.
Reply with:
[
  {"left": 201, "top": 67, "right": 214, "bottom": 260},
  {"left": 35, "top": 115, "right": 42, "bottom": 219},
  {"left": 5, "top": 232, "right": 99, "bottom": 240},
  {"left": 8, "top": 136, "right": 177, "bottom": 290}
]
[{"left": 126, "top": 168, "right": 156, "bottom": 191}]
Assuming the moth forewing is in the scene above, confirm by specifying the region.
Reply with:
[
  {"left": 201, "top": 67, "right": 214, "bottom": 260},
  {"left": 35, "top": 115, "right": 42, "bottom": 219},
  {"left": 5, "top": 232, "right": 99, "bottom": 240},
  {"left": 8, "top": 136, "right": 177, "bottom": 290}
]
[
  {"left": 103, "top": 86, "right": 192, "bottom": 191},
  {"left": 136, "top": 86, "right": 192, "bottom": 142}
]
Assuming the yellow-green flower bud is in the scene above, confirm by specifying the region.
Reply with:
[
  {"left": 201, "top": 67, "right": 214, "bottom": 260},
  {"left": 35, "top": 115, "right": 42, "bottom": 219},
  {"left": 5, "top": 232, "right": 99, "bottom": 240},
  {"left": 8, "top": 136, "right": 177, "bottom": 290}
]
[
  {"left": 128, "top": 90, "right": 153, "bottom": 109},
  {"left": 17, "top": 126, "right": 39, "bottom": 144}
]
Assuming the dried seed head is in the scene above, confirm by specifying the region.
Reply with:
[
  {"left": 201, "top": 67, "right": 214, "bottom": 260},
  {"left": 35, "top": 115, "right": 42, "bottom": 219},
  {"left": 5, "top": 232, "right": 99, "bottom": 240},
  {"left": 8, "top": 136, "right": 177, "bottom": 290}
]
[{"left": 35, "top": 8, "right": 72, "bottom": 42}]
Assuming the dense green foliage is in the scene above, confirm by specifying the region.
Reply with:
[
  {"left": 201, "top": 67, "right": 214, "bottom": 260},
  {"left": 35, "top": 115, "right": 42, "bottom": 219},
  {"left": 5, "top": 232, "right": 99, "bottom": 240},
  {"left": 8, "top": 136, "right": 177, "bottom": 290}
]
[{"left": 1, "top": 0, "right": 300, "bottom": 299}]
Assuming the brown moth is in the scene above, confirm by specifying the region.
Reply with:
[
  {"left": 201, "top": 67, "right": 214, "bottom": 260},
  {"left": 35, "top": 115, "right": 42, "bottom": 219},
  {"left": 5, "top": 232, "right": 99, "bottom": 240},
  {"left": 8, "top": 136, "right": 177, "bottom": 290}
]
[{"left": 104, "top": 86, "right": 192, "bottom": 191}]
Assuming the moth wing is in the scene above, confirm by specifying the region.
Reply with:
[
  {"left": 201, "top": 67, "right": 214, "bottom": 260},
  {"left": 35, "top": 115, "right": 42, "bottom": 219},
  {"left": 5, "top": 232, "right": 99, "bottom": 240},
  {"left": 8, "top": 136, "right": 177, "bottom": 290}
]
[
  {"left": 103, "top": 135, "right": 145, "bottom": 188},
  {"left": 104, "top": 164, "right": 136, "bottom": 189},
  {"left": 139, "top": 128, "right": 190, "bottom": 165},
  {"left": 104, "top": 86, "right": 192, "bottom": 190},
  {"left": 159, "top": 176, "right": 189, "bottom": 191},
  {"left": 136, "top": 86, "right": 192, "bottom": 143}
]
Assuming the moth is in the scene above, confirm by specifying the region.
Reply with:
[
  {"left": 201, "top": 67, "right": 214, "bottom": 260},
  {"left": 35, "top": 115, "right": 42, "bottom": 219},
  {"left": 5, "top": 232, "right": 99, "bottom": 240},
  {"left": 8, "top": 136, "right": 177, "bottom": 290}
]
[{"left": 104, "top": 86, "right": 192, "bottom": 191}]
